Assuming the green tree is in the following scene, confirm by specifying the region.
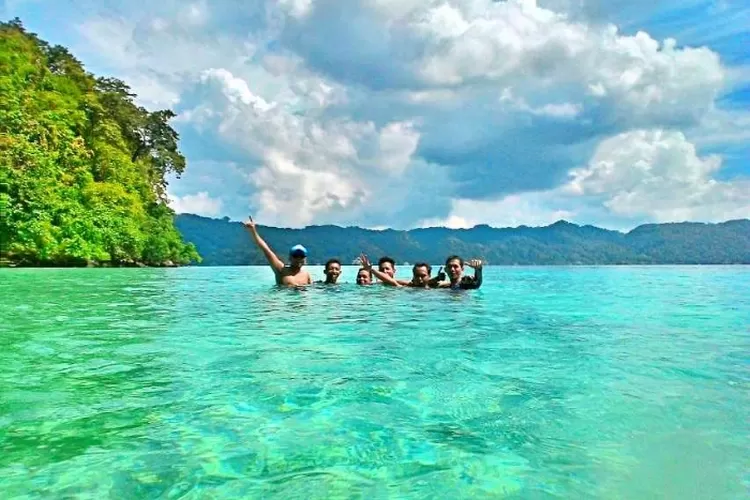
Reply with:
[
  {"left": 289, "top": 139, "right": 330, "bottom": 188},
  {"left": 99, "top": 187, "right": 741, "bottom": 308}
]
[{"left": 0, "top": 19, "right": 200, "bottom": 266}]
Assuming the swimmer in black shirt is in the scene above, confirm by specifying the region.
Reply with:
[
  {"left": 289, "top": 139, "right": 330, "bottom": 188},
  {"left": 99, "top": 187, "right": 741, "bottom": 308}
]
[{"left": 433, "top": 255, "right": 483, "bottom": 289}]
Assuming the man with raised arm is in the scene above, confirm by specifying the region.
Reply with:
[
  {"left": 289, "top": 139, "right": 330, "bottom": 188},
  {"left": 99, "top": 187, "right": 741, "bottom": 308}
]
[
  {"left": 359, "top": 254, "right": 434, "bottom": 288},
  {"left": 376, "top": 256, "right": 413, "bottom": 286},
  {"left": 433, "top": 255, "right": 483, "bottom": 289},
  {"left": 242, "top": 215, "right": 312, "bottom": 287}
]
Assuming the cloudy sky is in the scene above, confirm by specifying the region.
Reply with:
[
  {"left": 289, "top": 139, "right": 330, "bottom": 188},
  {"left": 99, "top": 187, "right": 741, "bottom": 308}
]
[{"left": 3, "top": 0, "right": 749, "bottom": 229}]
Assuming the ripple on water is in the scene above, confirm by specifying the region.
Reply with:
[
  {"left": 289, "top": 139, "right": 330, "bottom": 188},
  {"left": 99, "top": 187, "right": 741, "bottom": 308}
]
[{"left": 1, "top": 266, "right": 749, "bottom": 498}]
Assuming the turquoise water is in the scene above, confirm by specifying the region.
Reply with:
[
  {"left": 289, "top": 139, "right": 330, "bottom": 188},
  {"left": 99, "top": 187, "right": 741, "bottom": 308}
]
[{"left": 1, "top": 266, "right": 749, "bottom": 499}]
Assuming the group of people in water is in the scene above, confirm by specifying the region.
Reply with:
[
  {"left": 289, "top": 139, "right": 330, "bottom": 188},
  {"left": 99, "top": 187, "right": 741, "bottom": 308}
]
[{"left": 243, "top": 216, "right": 483, "bottom": 289}]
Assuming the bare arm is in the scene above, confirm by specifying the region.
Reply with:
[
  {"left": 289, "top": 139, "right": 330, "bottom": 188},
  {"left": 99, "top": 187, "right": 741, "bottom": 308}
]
[
  {"left": 360, "top": 254, "right": 403, "bottom": 287},
  {"left": 243, "top": 216, "right": 285, "bottom": 273}
]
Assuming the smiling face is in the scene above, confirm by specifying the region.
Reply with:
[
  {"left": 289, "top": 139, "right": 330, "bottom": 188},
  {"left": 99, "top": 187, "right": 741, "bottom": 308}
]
[
  {"left": 324, "top": 260, "right": 341, "bottom": 283},
  {"left": 356, "top": 269, "right": 372, "bottom": 285},
  {"left": 445, "top": 257, "right": 463, "bottom": 282}
]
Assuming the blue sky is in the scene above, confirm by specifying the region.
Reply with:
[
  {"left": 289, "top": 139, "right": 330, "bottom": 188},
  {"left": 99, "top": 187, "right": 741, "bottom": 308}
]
[{"left": 3, "top": 0, "right": 749, "bottom": 229}]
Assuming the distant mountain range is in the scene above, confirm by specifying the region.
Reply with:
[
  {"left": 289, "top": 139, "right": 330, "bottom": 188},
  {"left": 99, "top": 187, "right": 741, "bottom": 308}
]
[{"left": 175, "top": 214, "right": 750, "bottom": 266}]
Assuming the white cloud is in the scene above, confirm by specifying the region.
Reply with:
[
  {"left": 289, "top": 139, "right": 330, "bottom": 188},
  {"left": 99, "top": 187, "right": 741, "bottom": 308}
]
[
  {"left": 200, "top": 68, "right": 275, "bottom": 111},
  {"left": 377, "top": 121, "right": 420, "bottom": 174},
  {"left": 419, "top": 194, "right": 577, "bottom": 229},
  {"left": 689, "top": 108, "right": 750, "bottom": 148},
  {"left": 423, "top": 129, "right": 750, "bottom": 228},
  {"left": 49, "top": 0, "right": 747, "bottom": 229},
  {"left": 75, "top": 11, "right": 252, "bottom": 108},
  {"left": 499, "top": 87, "right": 582, "bottom": 118},
  {"left": 279, "top": 0, "right": 314, "bottom": 19},
  {"left": 169, "top": 191, "right": 224, "bottom": 216},
  {"left": 283, "top": 0, "right": 725, "bottom": 125},
  {"left": 182, "top": 68, "right": 434, "bottom": 227},
  {"left": 565, "top": 129, "right": 750, "bottom": 222},
  {"left": 178, "top": 1, "right": 209, "bottom": 27}
]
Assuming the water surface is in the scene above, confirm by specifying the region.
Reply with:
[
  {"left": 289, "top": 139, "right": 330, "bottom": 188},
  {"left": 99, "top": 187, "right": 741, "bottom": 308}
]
[{"left": 1, "top": 266, "right": 749, "bottom": 498}]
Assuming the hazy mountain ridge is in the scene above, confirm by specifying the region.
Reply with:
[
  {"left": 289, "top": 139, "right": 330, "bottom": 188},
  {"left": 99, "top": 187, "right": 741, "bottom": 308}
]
[{"left": 175, "top": 215, "right": 750, "bottom": 266}]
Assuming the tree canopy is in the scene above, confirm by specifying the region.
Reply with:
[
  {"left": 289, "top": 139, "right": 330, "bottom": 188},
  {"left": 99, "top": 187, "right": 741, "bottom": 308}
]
[{"left": 0, "top": 19, "right": 199, "bottom": 266}]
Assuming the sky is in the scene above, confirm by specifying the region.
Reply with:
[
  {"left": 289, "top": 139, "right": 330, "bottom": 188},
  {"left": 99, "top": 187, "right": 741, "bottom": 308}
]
[{"left": 3, "top": 0, "right": 749, "bottom": 230}]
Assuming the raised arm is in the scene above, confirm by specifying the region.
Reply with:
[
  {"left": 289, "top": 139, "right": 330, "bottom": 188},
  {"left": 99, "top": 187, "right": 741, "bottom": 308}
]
[
  {"left": 243, "top": 216, "right": 285, "bottom": 273},
  {"left": 463, "top": 259, "right": 483, "bottom": 289},
  {"left": 360, "top": 253, "right": 402, "bottom": 287}
]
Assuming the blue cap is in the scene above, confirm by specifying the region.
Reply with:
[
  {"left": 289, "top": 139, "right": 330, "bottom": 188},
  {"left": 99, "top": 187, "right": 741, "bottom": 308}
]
[{"left": 289, "top": 244, "right": 308, "bottom": 257}]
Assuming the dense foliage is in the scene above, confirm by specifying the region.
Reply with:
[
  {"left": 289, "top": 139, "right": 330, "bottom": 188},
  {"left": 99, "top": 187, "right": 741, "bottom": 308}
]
[
  {"left": 0, "top": 19, "right": 199, "bottom": 266},
  {"left": 176, "top": 215, "right": 750, "bottom": 266}
]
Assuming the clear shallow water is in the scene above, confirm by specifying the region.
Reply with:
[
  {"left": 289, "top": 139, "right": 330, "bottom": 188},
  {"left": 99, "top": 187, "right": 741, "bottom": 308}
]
[{"left": 1, "top": 266, "right": 749, "bottom": 499}]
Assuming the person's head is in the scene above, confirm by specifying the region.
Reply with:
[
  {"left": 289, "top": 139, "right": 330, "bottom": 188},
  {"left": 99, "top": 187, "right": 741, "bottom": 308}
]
[
  {"left": 378, "top": 256, "right": 396, "bottom": 277},
  {"left": 445, "top": 255, "right": 464, "bottom": 282},
  {"left": 289, "top": 244, "right": 308, "bottom": 269},
  {"left": 356, "top": 268, "right": 372, "bottom": 285},
  {"left": 411, "top": 262, "right": 432, "bottom": 287},
  {"left": 323, "top": 258, "right": 342, "bottom": 283}
]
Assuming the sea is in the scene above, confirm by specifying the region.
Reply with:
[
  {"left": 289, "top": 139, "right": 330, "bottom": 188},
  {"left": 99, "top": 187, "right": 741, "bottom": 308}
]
[{"left": 1, "top": 266, "right": 748, "bottom": 499}]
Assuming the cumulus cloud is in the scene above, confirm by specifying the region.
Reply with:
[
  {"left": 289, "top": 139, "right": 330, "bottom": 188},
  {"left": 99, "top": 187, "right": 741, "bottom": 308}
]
[
  {"left": 16, "top": 0, "right": 743, "bottom": 229},
  {"left": 272, "top": 0, "right": 729, "bottom": 205},
  {"left": 280, "top": 0, "right": 724, "bottom": 122},
  {"left": 426, "top": 130, "right": 750, "bottom": 228},
  {"left": 418, "top": 194, "right": 577, "bottom": 229},
  {"left": 564, "top": 129, "right": 750, "bottom": 222},
  {"left": 180, "top": 68, "right": 445, "bottom": 227},
  {"left": 169, "top": 191, "right": 224, "bottom": 216}
]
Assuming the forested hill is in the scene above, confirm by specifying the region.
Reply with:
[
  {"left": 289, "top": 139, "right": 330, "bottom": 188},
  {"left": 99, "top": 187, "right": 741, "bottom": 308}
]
[
  {"left": 175, "top": 215, "right": 750, "bottom": 266},
  {"left": 0, "top": 19, "right": 199, "bottom": 267}
]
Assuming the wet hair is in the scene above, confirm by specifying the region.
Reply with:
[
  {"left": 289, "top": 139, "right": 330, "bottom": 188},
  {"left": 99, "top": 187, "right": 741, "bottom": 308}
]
[
  {"left": 445, "top": 255, "right": 464, "bottom": 267},
  {"left": 324, "top": 258, "right": 341, "bottom": 271},
  {"left": 378, "top": 256, "right": 396, "bottom": 268},
  {"left": 412, "top": 262, "right": 432, "bottom": 274},
  {"left": 356, "top": 268, "right": 371, "bottom": 281}
]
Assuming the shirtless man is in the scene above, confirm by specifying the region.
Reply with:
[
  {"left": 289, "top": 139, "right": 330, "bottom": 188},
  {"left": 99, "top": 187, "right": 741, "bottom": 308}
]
[
  {"left": 433, "top": 255, "right": 483, "bottom": 289},
  {"left": 242, "top": 216, "right": 312, "bottom": 286},
  {"left": 359, "top": 254, "right": 433, "bottom": 288}
]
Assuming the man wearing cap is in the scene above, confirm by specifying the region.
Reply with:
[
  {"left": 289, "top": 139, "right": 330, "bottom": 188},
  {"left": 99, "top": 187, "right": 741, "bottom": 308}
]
[{"left": 242, "top": 216, "right": 312, "bottom": 286}]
